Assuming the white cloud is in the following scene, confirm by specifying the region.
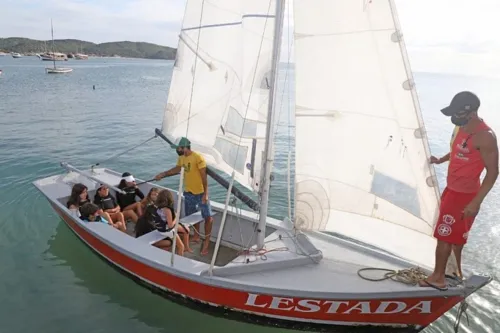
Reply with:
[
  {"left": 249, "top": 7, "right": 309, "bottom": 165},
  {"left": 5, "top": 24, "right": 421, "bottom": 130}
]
[{"left": 1, "top": 0, "right": 499, "bottom": 76}]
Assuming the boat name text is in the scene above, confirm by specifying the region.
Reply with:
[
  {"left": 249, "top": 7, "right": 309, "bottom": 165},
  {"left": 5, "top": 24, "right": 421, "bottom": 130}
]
[{"left": 245, "top": 293, "right": 432, "bottom": 315}]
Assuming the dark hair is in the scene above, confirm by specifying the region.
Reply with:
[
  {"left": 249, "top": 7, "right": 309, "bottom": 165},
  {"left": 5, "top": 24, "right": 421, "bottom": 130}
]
[
  {"left": 80, "top": 202, "right": 99, "bottom": 219},
  {"left": 135, "top": 204, "right": 157, "bottom": 237},
  {"left": 67, "top": 183, "right": 88, "bottom": 208},
  {"left": 156, "top": 189, "right": 174, "bottom": 209},
  {"left": 118, "top": 172, "right": 133, "bottom": 189},
  {"left": 95, "top": 184, "right": 107, "bottom": 198}
]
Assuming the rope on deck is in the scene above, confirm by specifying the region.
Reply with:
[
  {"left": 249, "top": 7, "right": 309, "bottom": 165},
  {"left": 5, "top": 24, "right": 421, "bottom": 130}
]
[{"left": 357, "top": 266, "right": 428, "bottom": 286}]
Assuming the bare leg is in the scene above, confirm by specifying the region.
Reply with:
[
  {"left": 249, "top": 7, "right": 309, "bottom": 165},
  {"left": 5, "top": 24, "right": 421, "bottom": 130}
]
[
  {"left": 134, "top": 202, "right": 143, "bottom": 217},
  {"left": 101, "top": 211, "right": 113, "bottom": 224},
  {"left": 154, "top": 239, "right": 172, "bottom": 251},
  {"left": 123, "top": 203, "right": 143, "bottom": 220},
  {"left": 108, "top": 212, "right": 127, "bottom": 232},
  {"left": 191, "top": 223, "right": 201, "bottom": 243},
  {"left": 122, "top": 210, "right": 138, "bottom": 223},
  {"left": 419, "top": 240, "right": 451, "bottom": 289},
  {"left": 452, "top": 244, "right": 464, "bottom": 279},
  {"left": 178, "top": 226, "right": 193, "bottom": 253},
  {"left": 173, "top": 234, "right": 185, "bottom": 256},
  {"left": 200, "top": 217, "right": 213, "bottom": 256}
]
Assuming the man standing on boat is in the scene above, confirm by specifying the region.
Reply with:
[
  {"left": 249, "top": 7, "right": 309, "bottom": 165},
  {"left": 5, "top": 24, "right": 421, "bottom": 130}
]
[
  {"left": 154, "top": 137, "right": 214, "bottom": 256},
  {"left": 421, "top": 91, "right": 498, "bottom": 290}
]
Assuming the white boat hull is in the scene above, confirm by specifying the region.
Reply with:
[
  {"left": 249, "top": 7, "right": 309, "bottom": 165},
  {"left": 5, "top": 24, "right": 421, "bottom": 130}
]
[
  {"left": 33, "top": 165, "right": 491, "bottom": 332},
  {"left": 46, "top": 67, "right": 73, "bottom": 74}
]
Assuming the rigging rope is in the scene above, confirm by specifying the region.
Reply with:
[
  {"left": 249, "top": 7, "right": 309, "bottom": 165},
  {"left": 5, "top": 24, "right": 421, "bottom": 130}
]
[
  {"left": 90, "top": 135, "right": 157, "bottom": 168},
  {"left": 454, "top": 300, "right": 470, "bottom": 333}
]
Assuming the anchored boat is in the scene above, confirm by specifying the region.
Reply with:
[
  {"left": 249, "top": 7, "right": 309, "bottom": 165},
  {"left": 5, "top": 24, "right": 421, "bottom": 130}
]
[
  {"left": 45, "top": 19, "right": 72, "bottom": 74},
  {"left": 34, "top": 0, "right": 491, "bottom": 331}
]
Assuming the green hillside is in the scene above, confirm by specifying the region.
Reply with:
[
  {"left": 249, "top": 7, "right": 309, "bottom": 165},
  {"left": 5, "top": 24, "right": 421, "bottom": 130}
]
[{"left": 0, "top": 37, "right": 176, "bottom": 60}]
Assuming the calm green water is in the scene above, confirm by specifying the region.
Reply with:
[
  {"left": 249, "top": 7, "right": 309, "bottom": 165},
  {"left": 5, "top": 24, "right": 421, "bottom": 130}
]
[{"left": 0, "top": 56, "right": 499, "bottom": 333}]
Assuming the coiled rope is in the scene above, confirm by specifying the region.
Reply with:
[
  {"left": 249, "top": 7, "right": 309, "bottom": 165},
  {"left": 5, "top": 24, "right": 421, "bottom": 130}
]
[{"left": 357, "top": 266, "right": 428, "bottom": 285}]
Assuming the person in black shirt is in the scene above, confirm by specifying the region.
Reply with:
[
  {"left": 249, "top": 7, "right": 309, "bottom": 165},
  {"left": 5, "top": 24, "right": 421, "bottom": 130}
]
[
  {"left": 116, "top": 172, "right": 144, "bottom": 223},
  {"left": 67, "top": 183, "right": 113, "bottom": 223},
  {"left": 93, "top": 185, "right": 127, "bottom": 232},
  {"left": 156, "top": 189, "right": 191, "bottom": 254},
  {"left": 135, "top": 205, "right": 173, "bottom": 252},
  {"left": 67, "top": 183, "right": 90, "bottom": 211}
]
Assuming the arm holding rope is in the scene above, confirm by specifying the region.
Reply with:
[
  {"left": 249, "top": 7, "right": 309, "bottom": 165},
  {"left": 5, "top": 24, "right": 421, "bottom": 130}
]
[{"left": 155, "top": 165, "right": 181, "bottom": 180}]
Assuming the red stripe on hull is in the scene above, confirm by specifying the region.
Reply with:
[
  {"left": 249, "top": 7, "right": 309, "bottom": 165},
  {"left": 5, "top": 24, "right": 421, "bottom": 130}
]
[{"left": 52, "top": 204, "right": 462, "bottom": 327}]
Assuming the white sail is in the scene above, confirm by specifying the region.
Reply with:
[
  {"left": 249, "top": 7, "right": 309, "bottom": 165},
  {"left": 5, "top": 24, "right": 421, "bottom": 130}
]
[
  {"left": 293, "top": 0, "right": 441, "bottom": 268},
  {"left": 162, "top": 0, "right": 278, "bottom": 192}
]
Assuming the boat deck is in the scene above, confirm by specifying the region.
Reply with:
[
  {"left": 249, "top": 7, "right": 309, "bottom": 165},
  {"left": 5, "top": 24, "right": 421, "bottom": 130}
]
[{"left": 35, "top": 167, "right": 472, "bottom": 299}]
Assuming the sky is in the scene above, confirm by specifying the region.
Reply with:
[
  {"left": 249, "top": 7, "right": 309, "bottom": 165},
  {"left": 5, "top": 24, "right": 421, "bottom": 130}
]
[{"left": 2, "top": 0, "right": 500, "bottom": 77}]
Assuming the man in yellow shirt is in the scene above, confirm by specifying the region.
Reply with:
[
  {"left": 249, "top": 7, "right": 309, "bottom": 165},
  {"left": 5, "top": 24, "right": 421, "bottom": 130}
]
[{"left": 154, "top": 137, "right": 213, "bottom": 255}]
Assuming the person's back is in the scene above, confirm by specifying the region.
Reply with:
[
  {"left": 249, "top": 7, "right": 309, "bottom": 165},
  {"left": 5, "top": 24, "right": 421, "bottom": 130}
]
[
  {"left": 135, "top": 205, "right": 158, "bottom": 237},
  {"left": 447, "top": 120, "right": 491, "bottom": 193}
]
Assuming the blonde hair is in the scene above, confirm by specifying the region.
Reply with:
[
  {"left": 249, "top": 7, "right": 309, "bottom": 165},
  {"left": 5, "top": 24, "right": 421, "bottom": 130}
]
[{"left": 146, "top": 188, "right": 160, "bottom": 203}]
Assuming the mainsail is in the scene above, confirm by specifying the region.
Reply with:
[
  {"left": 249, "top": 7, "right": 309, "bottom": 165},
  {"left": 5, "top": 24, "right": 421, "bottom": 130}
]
[
  {"left": 293, "top": 0, "right": 441, "bottom": 268},
  {"left": 161, "top": 0, "right": 278, "bottom": 192}
]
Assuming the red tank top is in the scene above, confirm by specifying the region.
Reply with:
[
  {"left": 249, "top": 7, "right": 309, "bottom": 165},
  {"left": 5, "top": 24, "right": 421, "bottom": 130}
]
[{"left": 447, "top": 120, "right": 490, "bottom": 193}]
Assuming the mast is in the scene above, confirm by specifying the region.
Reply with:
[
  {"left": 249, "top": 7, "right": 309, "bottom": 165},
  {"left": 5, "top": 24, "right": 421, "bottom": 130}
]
[
  {"left": 51, "top": 19, "right": 56, "bottom": 69},
  {"left": 256, "top": 0, "right": 286, "bottom": 250}
]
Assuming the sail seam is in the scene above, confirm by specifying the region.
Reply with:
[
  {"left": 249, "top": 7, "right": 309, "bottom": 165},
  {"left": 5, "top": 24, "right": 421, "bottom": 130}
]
[
  {"left": 295, "top": 28, "right": 393, "bottom": 39},
  {"left": 182, "top": 14, "right": 276, "bottom": 32},
  {"left": 185, "top": 0, "right": 206, "bottom": 137}
]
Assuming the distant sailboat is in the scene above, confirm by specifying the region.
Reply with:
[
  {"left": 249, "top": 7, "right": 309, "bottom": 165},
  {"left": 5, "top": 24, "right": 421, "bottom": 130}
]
[{"left": 46, "top": 19, "right": 72, "bottom": 74}]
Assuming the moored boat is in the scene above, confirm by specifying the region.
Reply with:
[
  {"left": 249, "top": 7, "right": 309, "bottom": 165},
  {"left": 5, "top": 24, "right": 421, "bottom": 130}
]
[{"left": 46, "top": 67, "right": 73, "bottom": 74}]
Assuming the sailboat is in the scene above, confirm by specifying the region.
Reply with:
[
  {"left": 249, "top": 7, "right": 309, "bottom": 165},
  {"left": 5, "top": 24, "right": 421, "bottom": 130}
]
[
  {"left": 45, "top": 19, "right": 72, "bottom": 74},
  {"left": 34, "top": 0, "right": 491, "bottom": 331}
]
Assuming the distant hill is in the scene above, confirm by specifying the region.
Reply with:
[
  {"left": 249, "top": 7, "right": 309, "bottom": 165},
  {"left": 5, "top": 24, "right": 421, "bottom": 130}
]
[{"left": 0, "top": 37, "right": 176, "bottom": 60}]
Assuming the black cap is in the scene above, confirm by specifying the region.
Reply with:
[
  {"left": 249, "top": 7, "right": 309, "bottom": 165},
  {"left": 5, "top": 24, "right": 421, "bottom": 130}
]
[{"left": 441, "top": 91, "right": 480, "bottom": 116}]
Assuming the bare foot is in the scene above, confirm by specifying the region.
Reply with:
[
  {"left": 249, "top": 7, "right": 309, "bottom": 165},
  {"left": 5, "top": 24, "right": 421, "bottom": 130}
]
[
  {"left": 185, "top": 247, "right": 194, "bottom": 253},
  {"left": 200, "top": 248, "right": 209, "bottom": 256}
]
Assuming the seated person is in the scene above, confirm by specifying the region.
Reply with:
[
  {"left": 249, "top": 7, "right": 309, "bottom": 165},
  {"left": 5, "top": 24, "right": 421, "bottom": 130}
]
[
  {"left": 67, "top": 183, "right": 112, "bottom": 222},
  {"left": 67, "top": 183, "right": 91, "bottom": 213},
  {"left": 80, "top": 203, "right": 109, "bottom": 224},
  {"left": 140, "top": 187, "right": 159, "bottom": 210},
  {"left": 93, "top": 184, "right": 127, "bottom": 232},
  {"left": 80, "top": 202, "right": 126, "bottom": 232},
  {"left": 135, "top": 204, "right": 184, "bottom": 255},
  {"left": 116, "top": 172, "right": 144, "bottom": 223},
  {"left": 156, "top": 189, "right": 193, "bottom": 254}
]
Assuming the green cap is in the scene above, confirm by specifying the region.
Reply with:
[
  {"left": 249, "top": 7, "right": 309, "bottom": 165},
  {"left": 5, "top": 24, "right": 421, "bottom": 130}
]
[{"left": 171, "top": 137, "right": 191, "bottom": 149}]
